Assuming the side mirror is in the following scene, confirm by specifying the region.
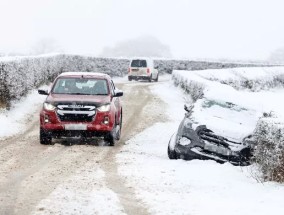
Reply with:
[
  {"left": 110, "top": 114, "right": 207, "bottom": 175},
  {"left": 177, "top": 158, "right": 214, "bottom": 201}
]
[
  {"left": 114, "top": 89, "right": 123, "bottom": 97},
  {"left": 38, "top": 89, "right": 49, "bottom": 95}
]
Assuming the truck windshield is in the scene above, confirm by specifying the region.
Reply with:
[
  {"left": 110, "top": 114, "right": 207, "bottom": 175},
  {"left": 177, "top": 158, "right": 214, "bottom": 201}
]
[
  {"left": 52, "top": 78, "right": 109, "bottom": 95},
  {"left": 131, "top": 60, "right": 147, "bottom": 67}
]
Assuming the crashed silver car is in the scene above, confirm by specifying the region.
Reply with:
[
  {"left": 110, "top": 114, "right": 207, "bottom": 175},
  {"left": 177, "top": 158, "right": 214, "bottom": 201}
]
[{"left": 168, "top": 105, "right": 254, "bottom": 166}]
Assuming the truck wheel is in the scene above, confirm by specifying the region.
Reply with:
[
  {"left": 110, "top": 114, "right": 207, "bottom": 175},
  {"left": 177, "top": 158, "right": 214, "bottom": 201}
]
[
  {"left": 115, "top": 115, "right": 122, "bottom": 140},
  {"left": 104, "top": 126, "right": 117, "bottom": 146},
  {"left": 105, "top": 116, "right": 122, "bottom": 146},
  {"left": 40, "top": 128, "right": 52, "bottom": 145},
  {"left": 148, "top": 75, "right": 152, "bottom": 82},
  {"left": 104, "top": 133, "right": 114, "bottom": 146}
]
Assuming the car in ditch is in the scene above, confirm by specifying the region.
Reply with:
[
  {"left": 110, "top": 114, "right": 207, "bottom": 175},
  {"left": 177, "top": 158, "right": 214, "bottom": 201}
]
[
  {"left": 167, "top": 105, "right": 254, "bottom": 166},
  {"left": 38, "top": 72, "right": 123, "bottom": 146},
  {"left": 128, "top": 58, "right": 159, "bottom": 82}
]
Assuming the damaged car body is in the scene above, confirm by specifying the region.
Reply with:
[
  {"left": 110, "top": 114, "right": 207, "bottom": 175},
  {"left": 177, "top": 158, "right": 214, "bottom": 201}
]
[{"left": 168, "top": 105, "right": 254, "bottom": 166}]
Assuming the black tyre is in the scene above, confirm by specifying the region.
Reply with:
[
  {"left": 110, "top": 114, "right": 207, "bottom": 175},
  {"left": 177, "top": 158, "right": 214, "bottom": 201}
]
[
  {"left": 154, "top": 74, "right": 159, "bottom": 82},
  {"left": 115, "top": 114, "right": 122, "bottom": 141},
  {"left": 104, "top": 115, "right": 122, "bottom": 146},
  {"left": 148, "top": 75, "right": 152, "bottom": 82},
  {"left": 128, "top": 76, "right": 132, "bottom": 81},
  {"left": 168, "top": 145, "right": 178, "bottom": 159},
  {"left": 40, "top": 128, "right": 52, "bottom": 145},
  {"left": 104, "top": 132, "right": 115, "bottom": 146}
]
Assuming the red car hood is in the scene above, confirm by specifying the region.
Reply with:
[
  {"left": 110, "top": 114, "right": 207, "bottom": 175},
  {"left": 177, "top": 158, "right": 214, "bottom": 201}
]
[{"left": 46, "top": 93, "right": 111, "bottom": 104}]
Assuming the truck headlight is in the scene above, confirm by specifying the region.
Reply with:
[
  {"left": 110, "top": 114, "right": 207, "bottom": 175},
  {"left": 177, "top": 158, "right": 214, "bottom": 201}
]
[
  {"left": 43, "top": 102, "right": 56, "bottom": 111},
  {"left": 97, "top": 104, "right": 111, "bottom": 112}
]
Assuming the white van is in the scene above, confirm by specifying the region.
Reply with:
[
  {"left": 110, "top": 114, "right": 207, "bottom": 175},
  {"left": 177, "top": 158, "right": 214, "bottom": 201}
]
[{"left": 128, "top": 58, "right": 159, "bottom": 82}]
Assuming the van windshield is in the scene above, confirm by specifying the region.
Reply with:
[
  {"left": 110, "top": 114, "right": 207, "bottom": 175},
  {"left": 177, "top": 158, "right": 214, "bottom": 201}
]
[{"left": 131, "top": 60, "right": 147, "bottom": 67}]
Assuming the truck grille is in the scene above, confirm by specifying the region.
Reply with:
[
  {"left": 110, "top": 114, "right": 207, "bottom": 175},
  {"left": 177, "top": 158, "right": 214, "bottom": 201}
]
[
  {"left": 58, "top": 114, "right": 93, "bottom": 122},
  {"left": 56, "top": 104, "right": 96, "bottom": 122}
]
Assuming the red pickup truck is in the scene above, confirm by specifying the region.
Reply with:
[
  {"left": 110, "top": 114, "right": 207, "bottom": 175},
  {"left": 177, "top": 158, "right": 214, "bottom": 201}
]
[{"left": 38, "top": 72, "right": 123, "bottom": 146}]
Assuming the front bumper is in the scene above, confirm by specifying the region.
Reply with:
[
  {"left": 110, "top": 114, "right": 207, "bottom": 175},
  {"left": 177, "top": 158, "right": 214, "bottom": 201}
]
[
  {"left": 40, "top": 109, "right": 114, "bottom": 137},
  {"left": 128, "top": 75, "right": 150, "bottom": 80}
]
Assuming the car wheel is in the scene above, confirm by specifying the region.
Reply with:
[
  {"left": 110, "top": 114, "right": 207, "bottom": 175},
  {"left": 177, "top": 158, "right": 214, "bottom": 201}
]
[
  {"left": 128, "top": 76, "right": 132, "bottom": 81},
  {"left": 40, "top": 128, "right": 52, "bottom": 145},
  {"left": 168, "top": 144, "right": 178, "bottom": 159},
  {"left": 155, "top": 74, "right": 159, "bottom": 82},
  {"left": 148, "top": 75, "right": 152, "bottom": 82}
]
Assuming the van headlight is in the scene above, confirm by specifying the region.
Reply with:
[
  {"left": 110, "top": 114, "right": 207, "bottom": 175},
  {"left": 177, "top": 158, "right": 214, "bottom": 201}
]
[
  {"left": 97, "top": 104, "right": 111, "bottom": 112},
  {"left": 43, "top": 102, "right": 56, "bottom": 111}
]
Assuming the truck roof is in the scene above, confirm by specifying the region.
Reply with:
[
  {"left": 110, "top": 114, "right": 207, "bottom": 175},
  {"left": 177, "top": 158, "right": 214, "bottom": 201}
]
[{"left": 58, "top": 72, "right": 110, "bottom": 79}]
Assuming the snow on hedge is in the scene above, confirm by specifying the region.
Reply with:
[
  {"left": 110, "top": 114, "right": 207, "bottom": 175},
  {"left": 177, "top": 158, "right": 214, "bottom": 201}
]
[
  {"left": 0, "top": 54, "right": 129, "bottom": 108},
  {"left": 154, "top": 59, "right": 266, "bottom": 74},
  {"left": 253, "top": 116, "right": 284, "bottom": 182},
  {"left": 186, "top": 66, "right": 284, "bottom": 91},
  {"left": 172, "top": 67, "right": 284, "bottom": 181},
  {"left": 0, "top": 54, "right": 272, "bottom": 108}
]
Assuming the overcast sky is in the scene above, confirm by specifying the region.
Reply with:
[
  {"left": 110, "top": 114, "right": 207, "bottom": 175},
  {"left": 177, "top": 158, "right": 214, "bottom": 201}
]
[{"left": 0, "top": 0, "right": 284, "bottom": 60}]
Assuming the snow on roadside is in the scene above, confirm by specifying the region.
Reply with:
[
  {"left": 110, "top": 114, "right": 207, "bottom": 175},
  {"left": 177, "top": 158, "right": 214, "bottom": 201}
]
[
  {"left": 117, "top": 81, "right": 284, "bottom": 215},
  {"left": 0, "top": 89, "right": 47, "bottom": 139}
]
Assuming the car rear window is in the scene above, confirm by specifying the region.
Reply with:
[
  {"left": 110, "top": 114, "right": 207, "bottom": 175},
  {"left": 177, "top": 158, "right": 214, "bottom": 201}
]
[{"left": 131, "top": 60, "right": 147, "bottom": 67}]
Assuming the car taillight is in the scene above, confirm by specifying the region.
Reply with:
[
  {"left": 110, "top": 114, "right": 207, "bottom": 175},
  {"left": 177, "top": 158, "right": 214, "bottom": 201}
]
[
  {"left": 128, "top": 68, "right": 130, "bottom": 73},
  {"left": 147, "top": 68, "right": 150, "bottom": 73}
]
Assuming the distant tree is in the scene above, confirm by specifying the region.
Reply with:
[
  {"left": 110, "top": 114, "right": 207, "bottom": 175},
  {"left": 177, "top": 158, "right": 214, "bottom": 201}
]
[
  {"left": 31, "top": 38, "right": 62, "bottom": 55},
  {"left": 100, "top": 35, "right": 172, "bottom": 58},
  {"left": 268, "top": 48, "right": 284, "bottom": 63}
]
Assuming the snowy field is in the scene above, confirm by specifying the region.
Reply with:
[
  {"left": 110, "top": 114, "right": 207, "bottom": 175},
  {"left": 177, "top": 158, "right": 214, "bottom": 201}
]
[{"left": 0, "top": 89, "right": 46, "bottom": 139}]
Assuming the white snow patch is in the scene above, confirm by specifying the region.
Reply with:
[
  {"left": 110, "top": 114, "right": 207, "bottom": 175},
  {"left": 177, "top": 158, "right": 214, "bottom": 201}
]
[
  {"left": 0, "top": 89, "right": 46, "bottom": 139},
  {"left": 33, "top": 167, "right": 126, "bottom": 215}
]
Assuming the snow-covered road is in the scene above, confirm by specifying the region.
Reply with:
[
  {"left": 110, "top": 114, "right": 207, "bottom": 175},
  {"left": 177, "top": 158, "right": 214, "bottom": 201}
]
[
  {"left": 0, "top": 78, "right": 168, "bottom": 215},
  {"left": 0, "top": 75, "right": 284, "bottom": 215}
]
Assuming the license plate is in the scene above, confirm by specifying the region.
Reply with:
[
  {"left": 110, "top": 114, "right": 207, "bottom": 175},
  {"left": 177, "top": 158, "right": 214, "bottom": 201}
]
[{"left": 65, "top": 124, "right": 87, "bottom": 130}]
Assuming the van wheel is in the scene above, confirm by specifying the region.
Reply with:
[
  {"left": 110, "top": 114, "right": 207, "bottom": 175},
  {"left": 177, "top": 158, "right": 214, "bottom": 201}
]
[
  {"left": 148, "top": 75, "right": 152, "bottom": 82},
  {"left": 40, "top": 128, "right": 52, "bottom": 145},
  {"left": 154, "top": 74, "right": 159, "bottom": 82}
]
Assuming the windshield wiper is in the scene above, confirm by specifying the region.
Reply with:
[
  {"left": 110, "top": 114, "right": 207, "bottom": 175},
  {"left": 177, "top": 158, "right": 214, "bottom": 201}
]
[{"left": 71, "top": 93, "right": 92, "bottom": 95}]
